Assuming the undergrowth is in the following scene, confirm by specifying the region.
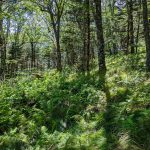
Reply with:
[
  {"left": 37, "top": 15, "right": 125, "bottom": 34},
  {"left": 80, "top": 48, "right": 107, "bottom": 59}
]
[{"left": 0, "top": 53, "right": 150, "bottom": 150}]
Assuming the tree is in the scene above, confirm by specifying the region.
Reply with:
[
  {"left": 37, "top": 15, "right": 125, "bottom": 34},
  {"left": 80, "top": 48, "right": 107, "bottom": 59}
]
[
  {"left": 25, "top": 14, "right": 41, "bottom": 68},
  {"left": 34, "top": 0, "right": 65, "bottom": 71},
  {"left": 0, "top": 0, "right": 5, "bottom": 79},
  {"left": 142, "top": 0, "right": 150, "bottom": 71},
  {"left": 127, "top": 0, "right": 135, "bottom": 54},
  {"left": 86, "top": 0, "right": 90, "bottom": 72},
  {"left": 93, "top": 0, "right": 106, "bottom": 74}
]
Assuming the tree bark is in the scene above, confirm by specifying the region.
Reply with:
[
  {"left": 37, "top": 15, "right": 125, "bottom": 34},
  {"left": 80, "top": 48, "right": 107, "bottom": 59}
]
[
  {"left": 0, "top": 0, "right": 5, "bottom": 79},
  {"left": 94, "top": 0, "right": 106, "bottom": 74},
  {"left": 31, "top": 42, "right": 36, "bottom": 68},
  {"left": 128, "top": 0, "right": 135, "bottom": 53},
  {"left": 50, "top": 13, "right": 62, "bottom": 71},
  {"left": 86, "top": 0, "right": 90, "bottom": 72},
  {"left": 142, "top": 0, "right": 150, "bottom": 71}
]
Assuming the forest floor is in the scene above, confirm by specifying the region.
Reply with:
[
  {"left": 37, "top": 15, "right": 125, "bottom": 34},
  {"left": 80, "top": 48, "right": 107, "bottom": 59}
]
[{"left": 0, "top": 52, "right": 150, "bottom": 150}]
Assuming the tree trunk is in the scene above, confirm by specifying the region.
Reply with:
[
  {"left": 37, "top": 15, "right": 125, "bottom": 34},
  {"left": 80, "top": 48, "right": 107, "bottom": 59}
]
[
  {"left": 56, "top": 34, "right": 62, "bottom": 71},
  {"left": 142, "top": 0, "right": 150, "bottom": 71},
  {"left": 0, "top": 0, "right": 5, "bottom": 79},
  {"left": 52, "top": 17, "right": 62, "bottom": 71},
  {"left": 31, "top": 42, "right": 36, "bottom": 68},
  {"left": 135, "top": 12, "right": 141, "bottom": 53},
  {"left": 94, "top": 0, "right": 106, "bottom": 74},
  {"left": 128, "top": 0, "right": 135, "bottom": 53},
  {"left": 81, "top": 34, "right": 86, "bottom": 72},
  {"left": 86, "top": 0, "right": 90, "bottom": 72}
]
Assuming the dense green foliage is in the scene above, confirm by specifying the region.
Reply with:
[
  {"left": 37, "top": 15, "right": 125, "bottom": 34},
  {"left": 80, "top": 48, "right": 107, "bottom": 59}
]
[
  {"left": 0, "top": 1, "right": 150, "bottom": 149},
  {"left": 0, "top": 53, "right": 150, "bottom": 150}
]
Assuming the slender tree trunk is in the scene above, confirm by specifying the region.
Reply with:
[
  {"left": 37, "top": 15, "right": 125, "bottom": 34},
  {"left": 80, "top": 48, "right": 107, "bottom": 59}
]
[
  {"left": 142, "top": 0, "right": 150, "bottom": 71},
  {"left": 126, "top": 4, "right": 130, "bottom": 54},
  {"left": 109, "top": 0, "right": 117, "bottom": 55},
  {"left": 81, "top": 33, "right": 86, "bottom": 72},
  {"left": 79, "top": 9, "right": 86, "bottom": 73},
  {"left": 94, "top": 0, "right": 106, "bottom": 74},
  {"left": 56, "top": 23, "right": 62, "bottom": 71},
  {"left": 31, "top": 42, "right": 36, "bottom": 68},
  {"left": 4, "top": 15, "right": 11, "bottom": 75},
  {"left": 135, "top": 12, "right": 141, "bottom": 53},
  {"left": 51, "top": 16, "right": 62, "bottom": 71},
  {"left": 86, "top": 0, "right": 90, "bottom": 72},
  {"left": 0, "top": 0, "right": 5, "bottom": 79},
  {"left": 128, "top": 0, "right": 135, "bottom": 53}
]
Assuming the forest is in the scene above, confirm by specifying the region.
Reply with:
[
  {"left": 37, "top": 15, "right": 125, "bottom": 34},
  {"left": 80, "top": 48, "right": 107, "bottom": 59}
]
[{"left": 0, "top": 0, "right": 150, "bottom": 149}]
